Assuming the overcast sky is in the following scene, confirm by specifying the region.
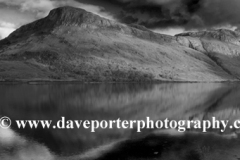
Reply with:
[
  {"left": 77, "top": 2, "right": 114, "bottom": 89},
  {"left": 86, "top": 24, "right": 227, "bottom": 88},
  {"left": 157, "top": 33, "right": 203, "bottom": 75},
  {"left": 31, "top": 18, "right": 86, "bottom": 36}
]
[{"left": 0, "top": 0, "right": 240, "bottom": 39}]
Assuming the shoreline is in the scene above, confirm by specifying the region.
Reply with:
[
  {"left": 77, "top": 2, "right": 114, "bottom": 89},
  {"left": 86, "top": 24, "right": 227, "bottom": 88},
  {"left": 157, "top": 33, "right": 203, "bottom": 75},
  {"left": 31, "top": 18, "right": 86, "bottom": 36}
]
[{"left": 0, "top": 79, "right": 239, "bottom": 84}]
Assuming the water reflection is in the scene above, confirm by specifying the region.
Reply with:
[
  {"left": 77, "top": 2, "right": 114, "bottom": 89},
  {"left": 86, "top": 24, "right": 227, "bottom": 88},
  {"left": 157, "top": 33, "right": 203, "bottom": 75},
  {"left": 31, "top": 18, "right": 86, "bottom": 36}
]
[
  {"left": 0, "top": 128, "right": 55, "bottom": 160},
  {"left": 0, "top": 83, "right": 240, "bottom": 160}
]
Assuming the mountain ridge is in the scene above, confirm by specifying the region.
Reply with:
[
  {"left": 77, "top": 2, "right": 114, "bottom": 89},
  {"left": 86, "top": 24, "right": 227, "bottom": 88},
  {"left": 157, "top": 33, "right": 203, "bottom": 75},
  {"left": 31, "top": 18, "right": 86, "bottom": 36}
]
[
  {"left": 0, "top": 6, "right": 175, "bottom": 50},
  {"left": 0, "top": 6, "right": 240, "bottom": 82}
]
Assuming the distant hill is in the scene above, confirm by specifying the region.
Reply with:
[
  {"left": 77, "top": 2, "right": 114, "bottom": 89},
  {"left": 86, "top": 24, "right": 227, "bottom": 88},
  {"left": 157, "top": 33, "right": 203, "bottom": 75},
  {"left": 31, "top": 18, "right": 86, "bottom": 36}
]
[{"left": 0, "top": 6, "right": 239, "bottom": 82}]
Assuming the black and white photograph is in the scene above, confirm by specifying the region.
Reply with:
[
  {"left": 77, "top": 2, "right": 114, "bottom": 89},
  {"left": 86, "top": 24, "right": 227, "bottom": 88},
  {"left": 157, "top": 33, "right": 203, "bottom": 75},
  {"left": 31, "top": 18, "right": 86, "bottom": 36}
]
[{"left": 1, "top": 0, "right": 240, "bottom": 160}]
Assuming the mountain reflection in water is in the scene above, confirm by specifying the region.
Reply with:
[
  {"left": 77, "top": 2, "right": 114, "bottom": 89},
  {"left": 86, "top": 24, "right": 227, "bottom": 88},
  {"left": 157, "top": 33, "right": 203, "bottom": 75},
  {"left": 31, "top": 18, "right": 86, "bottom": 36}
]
[{"left": 1, "top": 83, "right": 240, "bottom": 160}]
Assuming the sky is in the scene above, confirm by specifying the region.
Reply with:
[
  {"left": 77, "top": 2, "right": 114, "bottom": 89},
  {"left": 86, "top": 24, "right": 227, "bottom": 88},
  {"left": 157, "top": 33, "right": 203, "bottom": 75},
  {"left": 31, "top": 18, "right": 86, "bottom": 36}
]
[{"left": 0, "top": 0, "right": 240, "bottom": 39}]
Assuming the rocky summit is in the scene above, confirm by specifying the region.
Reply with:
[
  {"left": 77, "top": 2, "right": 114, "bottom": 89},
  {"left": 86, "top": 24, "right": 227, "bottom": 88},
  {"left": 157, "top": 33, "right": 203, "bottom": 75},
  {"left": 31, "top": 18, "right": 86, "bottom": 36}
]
[{"left": 0, "top": 6, "right": 240, "bottom": 82}]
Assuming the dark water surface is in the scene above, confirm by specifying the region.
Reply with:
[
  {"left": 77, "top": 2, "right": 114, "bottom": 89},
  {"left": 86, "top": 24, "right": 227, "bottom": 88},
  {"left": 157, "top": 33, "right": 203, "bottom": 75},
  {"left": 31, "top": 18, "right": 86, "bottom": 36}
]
[{"left": 1, "top": 83, "right": 240, "bottom": 160}]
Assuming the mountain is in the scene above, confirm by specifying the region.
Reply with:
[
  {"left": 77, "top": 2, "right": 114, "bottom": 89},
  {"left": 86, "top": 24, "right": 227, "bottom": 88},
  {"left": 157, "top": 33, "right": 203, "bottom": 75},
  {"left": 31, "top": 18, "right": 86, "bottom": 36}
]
[{"left": 0, "top": 6, "right": 240, "bottom": 82}]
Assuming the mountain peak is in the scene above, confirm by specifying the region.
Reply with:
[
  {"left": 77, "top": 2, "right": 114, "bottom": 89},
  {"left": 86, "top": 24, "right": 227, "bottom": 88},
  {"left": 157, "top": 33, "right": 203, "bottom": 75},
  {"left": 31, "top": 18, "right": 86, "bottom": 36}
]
[
  {"left": 4, "top": 6, "right": 115, "bottom": 42},
  {"left": 177, "top": 29, "right": 240, "bottom": 37},
  {"left": 177, "top": 29, "right": 240, "bottom": 45},
  {"left": 49, "top": 6, "right": 87, "bottom": 15},
  {"left": 47, "top": 6, "right": 98, "bottom": 25}
]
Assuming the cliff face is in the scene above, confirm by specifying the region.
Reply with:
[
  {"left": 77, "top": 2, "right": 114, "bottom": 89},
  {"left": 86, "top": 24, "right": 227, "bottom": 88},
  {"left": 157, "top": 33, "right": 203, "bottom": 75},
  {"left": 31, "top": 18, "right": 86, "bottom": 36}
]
[{"left": 0, "top": 6, "right": 239, "bottom": 82}]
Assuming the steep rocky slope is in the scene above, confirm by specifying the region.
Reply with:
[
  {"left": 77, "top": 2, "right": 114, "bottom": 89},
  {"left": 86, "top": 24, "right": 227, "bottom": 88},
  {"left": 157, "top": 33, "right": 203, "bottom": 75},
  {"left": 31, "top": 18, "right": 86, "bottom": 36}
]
[
  {"left": 177, "top": 29, "right": 240, "bottom": 79},
  {"left": 0, "top": 6, "right": 239, "bottom": 82}
]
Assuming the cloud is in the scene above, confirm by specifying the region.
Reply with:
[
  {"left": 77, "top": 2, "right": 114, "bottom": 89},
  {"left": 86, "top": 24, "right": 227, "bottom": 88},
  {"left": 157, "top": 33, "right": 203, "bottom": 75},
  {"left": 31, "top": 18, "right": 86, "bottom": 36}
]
[
  {"left": 1, "top": 0, "right": 240, "bottom": 37},
  {"left": 153, "top": 27, "right": 185, "bottom": 36},
  {"left": 0, "top": 0, "right": 55, "bottom": 17},
  {"left": 0, "top": 21, "right": 16, "bottom": 39},
  {"left": 97, "top": 0, "right": 240, "bottom": 30},
  {"left": 0, "top": 0, "right": 114, "bottom": 19}
]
